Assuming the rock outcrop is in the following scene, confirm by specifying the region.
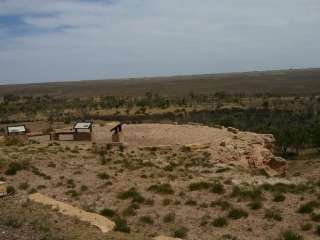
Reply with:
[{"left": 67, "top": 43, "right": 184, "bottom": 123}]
[{"left": 216, "top": 131, "right": 287, "bottom": 176}]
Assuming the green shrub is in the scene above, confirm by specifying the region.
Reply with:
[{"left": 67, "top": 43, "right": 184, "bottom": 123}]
[
  {"left": 173, "top": 227, "right": 188, "bottom": 238},
  {"left": 97, "top": 172, "right": 110, "bottom": 180},
  {"left": 18, "top": 182, "right": 29, "bottom": 190},
  {"left": 148, "top": 183, "right": 174, "bottom": 195},
  {"left": 280, "top": 230, "right": 304, "bottom": 240},
  {"left": 6, "top": 186, "right": 15, "bottom": 195},
  {"left": 247, "top": 200, "right": 263, "bottom": 210},
  {"left": 211, "top": 181, "right": 225, "bottom": 194},
  {"left": 114, "top": 217, "right": 130, "bottom": 233},
  {"left": 264, "top": 208, "right": 282, "bottom": 221},
  {"left": 189, "top": 181, "right": 211, "bottom": 191},
  {"left": 185, "top": 199, "right": 197, "bottom": 206},
  {"left": 311, "top": 213, "right": 320, "bottom": 222},
  {"left": 139, "top": 215, "right": 154, "bottom": 225},
  {"left": 273, "top": 193, "right": 286, "bottom": 202},
  {"left": 228, "top": 208, "right": 248, "bottom": 219},
  {"left": 5, "top": 161, "right": 29, "bottom": 176},
  {"left": 300, "top": 223, "right": 312, "bottom": 231},
  {"left": 231, "top": 186, "right": 262, "bottom": 201},
  {"left": 117, "top": 187, "right": 145, "bottom": 203},
  {"left": 122, "top": 204, "right": 138, "bottom": 216},
  {"left": 297, "top": 201, "right": 319, "bottom": 214},
  {"left": 163, "top": 212, "right": 175, "bottom": 223},
  {"left": 212, "top": 217, "right": 228, "bottom": 227},
  {"left": 211, "top": 199, "right": 231, "bottom": 210},
  {"left": 100, "top": 208, "right": 116, "bottom": 218}
]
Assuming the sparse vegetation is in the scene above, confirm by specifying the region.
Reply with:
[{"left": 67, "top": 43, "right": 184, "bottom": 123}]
[
  {"left": 264, "top": 208, "right": 282, "bottom": 221},
  {"left": 280, "top": 230, "right": 304, "bottom": 240},
  {"left": 212, "top": 217, "right": 228, "bottom": 227},
  {"left": 148, "top": 183, "right": 174, "bottom": 195},
  {"left": 173, "top": 226, "right": 188, "bottom": 238},
  {"left": 228, "top": 208, "right": 248, "bottom": 220}
]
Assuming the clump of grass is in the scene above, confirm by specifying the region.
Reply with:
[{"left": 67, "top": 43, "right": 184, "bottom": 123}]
[
  {"left": 280, "top": 230, "right": 304, "bottom": 240},
  {"left": 2, "top": 215, "right": 22, "bottom": 228},
  {"left": 247, "top": 200, "right": 263, "bottom": 210},
  {"left": 139, "top": 215, "right": 154, "bottom": 225},
  {"left": 100, "top": 208, "right": 116, "bottom": 218},
  {"left": 185, "top": 199, "right": 197, "bottom": 206},
  {"left": 273, "top": 193, "right": 286, "bottom": 202},
  {"left": 297, "top": 201, "right": 319, "bottom": 214},
  {"left": 300, "top": 223, "right": 312, "bottom": 231},
  {"left": 211, "top": 181, "right": 225, "bottom": 194},
  {"left": 173, "top": 226, "right": 189, "bottom": 238},
  {"left": 31, "top": 166, "right": 51, "bottom": 180},
  {"left": 65, "top": 190, "right": 79, "bottom": 198},
  {"left": 122, "top": 204, "right": 138, "bottom": 216},
  {"left": 80, "top": 185, "right": 88, "bottom": 192},
  {"left": 262, "top": 182, "right": 313, "bottom": 195},
  {"left": 311, "top": 213, "right": 320, "bottom": 222},
  {"left": 117, "top": 187, "right": 145, "bottom": 203},
  {"left": 66, "top": 179, "right": 76, "bottom": 189},
  {"left": 97, "top": 172, "right": 110, "bottom": 180},
  {"left": 114, "top": 217, "right": 130, "bottom": 233},
  {"left": 212, "top": 217, "right": 228, "bottom": 227},
  {"left": 6, "top": 186, "right": 15, "bottom": 195},
  {"left": 148, "top": 183, "right": 174, "bottom": 195},
  {"left": 228, "top": 208, "right": 248, "bottom": 219},
  {"left": 18, "top": 182, "right": 29, "bottom": 190},
  {"left": 163, "top": 212, "right": 175, "bottom": 223},
  {"left": 231, "top": 186, "right": 262, "bottom": 201},
  {"left": 264, "top": 208, "right": 282, "bottom": 221},
  {"left": 211, "top": 199, "right": 232, "bottom": 211},
  {"left": 5, "top": 161, "right": 29, "bottom": 176},
  {"left": 189, "top": 181, "right": 211, "bottom": 191}
]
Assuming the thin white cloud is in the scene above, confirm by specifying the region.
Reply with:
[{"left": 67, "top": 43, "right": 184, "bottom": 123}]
[{"left": 0, "top": 0, "right": 320, "bottom": 84}]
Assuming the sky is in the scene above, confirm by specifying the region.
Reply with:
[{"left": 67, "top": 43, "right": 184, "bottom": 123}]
[{"left": 0, "top": 0, "right": 320, "bottom": 84}]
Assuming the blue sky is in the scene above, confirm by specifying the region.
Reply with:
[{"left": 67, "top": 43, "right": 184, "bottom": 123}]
[{"left": 0, "top": 0, "right": 320, "bottom": 84}]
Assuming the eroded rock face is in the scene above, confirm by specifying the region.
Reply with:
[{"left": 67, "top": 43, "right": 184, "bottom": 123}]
[{"left": 215, "top": 132, "right": 287, "bottom": 176}]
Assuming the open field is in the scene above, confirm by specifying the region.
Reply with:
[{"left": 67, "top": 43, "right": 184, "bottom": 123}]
[
  {"left": 0, "top": 123, "right": 319, "bottom": 240},
  {"left": 1, "top": 68, "right": 320, "bottom": 97}
]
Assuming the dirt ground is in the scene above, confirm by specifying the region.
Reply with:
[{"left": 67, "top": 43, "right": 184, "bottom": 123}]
[{"left": 0, "top": 123, "right": 319, "bottom": 240}]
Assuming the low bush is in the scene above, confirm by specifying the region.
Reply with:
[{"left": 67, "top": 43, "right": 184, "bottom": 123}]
[
  {"left": 280, "top": 230, "right": 304, "bottom": 240},
  {"left": 148, "top": 183, "right": 174, "bottom": 195},
  {"left": 212, "top": 217, "right": 228, "bottom": 227},
  {"left": 163, "top": 212, "right": 175, "bottom": 223},
  {"left": 6, "top": 186, "right": 15, "bottom": 195},
  {"left": 139, "top": 215, "right": 154, "bottom": 225},
  {"left": 117, "top": 187, "right": 145, "bottom": 203},
  {"left": 228, "top": 208, "right": 248, "bottom": 219},
  {"left": 297, "top": 201, "right": 319, "bottom": 214},
  {"left": 273, "top": 193, "right": 286, "bottom": 202},
  {"left": 300, "top": 223, "right": 312, "bottom": 231},
  {"left": 100, "top": 208, "right": 116, "bottom": 218},
  {"left": 114, "top": 217, "right": 130, "bottom": 233},
  {"left": 97, "top": 172, "right": 110, "bottom": 180},
  {"left": 5, "top": 161, "right": 29, "bottom": 176},
  {"left": 211, "top": 181, "right": 225, "bottom": 194},
  {"left": 211, "top": 199, "right": 232, "bottom": 210},
  {"left": 264, "top": 208, "right": 282, "bottom": 221},
  {"left": 247, "top": 200, "right": 263, "bottom": 210},
  {"left": 173, "top": 226, "right": 188, "bottom": 238}
]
